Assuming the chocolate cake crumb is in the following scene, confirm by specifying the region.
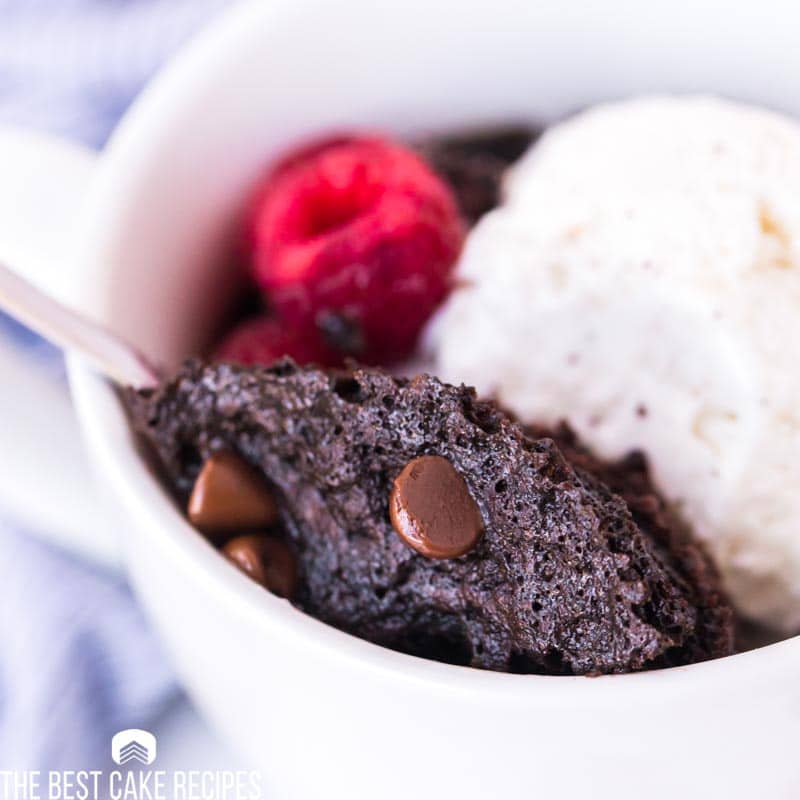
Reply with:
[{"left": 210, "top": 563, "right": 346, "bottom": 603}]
[
  {"left": 527, "top": 423, "right": 735, "bottom": 668},
  {"left": 129, "top": 359, "right": 734, "bottom": 674},
  {"left": 416, "top": 125, "right": 540, "bottom": 224}
]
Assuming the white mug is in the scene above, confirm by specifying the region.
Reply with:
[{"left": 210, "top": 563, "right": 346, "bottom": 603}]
[{"left": 4, "top": 0, "right": 800, "bottom": 797}]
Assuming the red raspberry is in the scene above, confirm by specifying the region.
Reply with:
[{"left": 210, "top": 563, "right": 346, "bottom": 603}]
[
  {"left": 245, "top": 136, "right": 466, "bottom": 364},
  {"left": 214, "top": 316, "right": 342, "bottom": 368}
]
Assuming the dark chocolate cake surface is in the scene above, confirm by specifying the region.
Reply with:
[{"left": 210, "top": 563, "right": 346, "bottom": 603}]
[
  {"left": 416, "top": 125, "right": 540, "bottom": 224},
  {"left": 129, "top": 359, "right": 734, "bottom": 674}
]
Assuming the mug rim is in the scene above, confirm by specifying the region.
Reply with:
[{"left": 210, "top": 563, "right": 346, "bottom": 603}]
[{"left": 68, "top": 0, "right": 800, "bottom": 698}]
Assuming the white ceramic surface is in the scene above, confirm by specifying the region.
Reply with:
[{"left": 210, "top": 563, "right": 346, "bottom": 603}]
[{"left": 14, "top": 0, "right": 800, "bottom": 796}]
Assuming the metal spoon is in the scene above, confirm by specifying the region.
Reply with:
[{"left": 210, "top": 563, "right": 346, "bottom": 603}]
[{"left": 0, "top": 261, "right": 161, "bottom": 389}]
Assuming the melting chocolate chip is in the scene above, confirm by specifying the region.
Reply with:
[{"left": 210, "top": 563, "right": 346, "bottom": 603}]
[
  {"left": 222, "top": 534, "right": 298, "bottom": 598},
  {"left": 390, "top": 455, "right": 484, "bottom": 559},
  {"left": 188, "top": 450, "right": 278, "bottom": 537}
]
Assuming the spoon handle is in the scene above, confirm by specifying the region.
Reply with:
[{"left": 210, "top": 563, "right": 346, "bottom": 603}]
[{"left": 0, "top": 261, "right": 161, "bottom": 389}]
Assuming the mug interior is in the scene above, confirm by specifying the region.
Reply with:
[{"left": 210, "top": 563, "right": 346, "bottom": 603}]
[
  {"left": 71, "top": 0, "right": 800, "bottom": 689},
  {"left": 78, "top": 0, "right": 800, "bottom": 366}
]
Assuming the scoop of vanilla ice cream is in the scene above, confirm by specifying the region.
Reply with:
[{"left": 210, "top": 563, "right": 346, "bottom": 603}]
[{"left": 435, "top": 96, "right": 800, "bottom": 631}]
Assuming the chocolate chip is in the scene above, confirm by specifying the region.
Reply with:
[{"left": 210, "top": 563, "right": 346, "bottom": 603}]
[
  {"left": 389, "top": 455, "right": 484, "bottom": 559},
  {"left": 188, "top": 450, "right": 278, "bottom": 537},
  {"left": 222, "top": 534, "right": 298, "bottom": 598}
]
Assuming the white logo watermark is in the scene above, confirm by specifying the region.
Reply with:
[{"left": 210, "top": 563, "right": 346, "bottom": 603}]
[
  {"left": 0, "top": 729, "right": 262, "bottom": 800},
  {"left": 111, "top": 729, "right": 157, "bottom": 766}
]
